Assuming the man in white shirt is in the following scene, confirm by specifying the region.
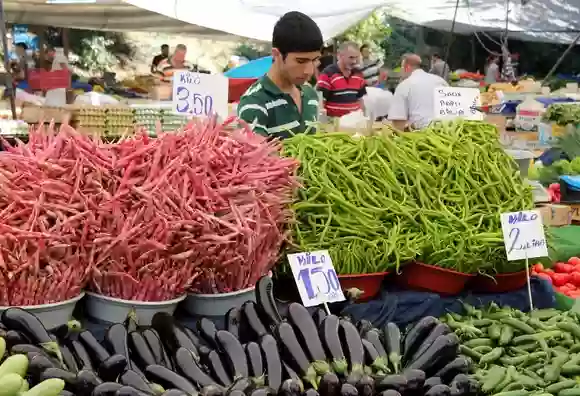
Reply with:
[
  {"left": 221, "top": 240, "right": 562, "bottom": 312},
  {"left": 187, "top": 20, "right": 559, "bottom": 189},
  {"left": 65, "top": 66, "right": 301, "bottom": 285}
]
[{"left": 388, "top": 53, "right": 448, "bottom": 131}]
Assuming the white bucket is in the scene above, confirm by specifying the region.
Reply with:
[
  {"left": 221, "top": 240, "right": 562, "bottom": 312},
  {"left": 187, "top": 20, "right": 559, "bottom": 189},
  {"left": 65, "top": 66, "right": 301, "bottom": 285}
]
[
  {"left": 183, "top": 287, "right": 255, "bottom": 317},
  {"left": 0, "top": 292, "right": 85, "bottom": 330},
  {"left": 85, "top": 292, "right": 186, "bottom": 325}
]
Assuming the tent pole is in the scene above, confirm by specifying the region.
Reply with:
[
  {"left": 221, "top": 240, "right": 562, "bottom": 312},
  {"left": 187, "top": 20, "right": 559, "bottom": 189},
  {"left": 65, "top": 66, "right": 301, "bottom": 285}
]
[
  {"left": 0, "top": 0, "right": 16, "bottom": 120},
  {"left": 542, "top": 31, "right": 580, "bottom": 86},
  {"left": 443, "top": 0, "right": 460, "bottom": 68}
]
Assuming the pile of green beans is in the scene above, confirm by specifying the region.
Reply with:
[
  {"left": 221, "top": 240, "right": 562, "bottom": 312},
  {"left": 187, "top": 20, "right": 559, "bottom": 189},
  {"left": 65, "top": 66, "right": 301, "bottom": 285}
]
[{"left": 282, "top": 119, "right": 534, "bottom": 275}]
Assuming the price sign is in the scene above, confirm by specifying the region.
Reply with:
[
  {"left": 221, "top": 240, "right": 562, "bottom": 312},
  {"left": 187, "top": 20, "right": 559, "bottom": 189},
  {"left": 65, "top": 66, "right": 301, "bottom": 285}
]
[
  {"left": 500, "top": 210, "right": 549, "bottom": 261},
  {"left": 287, "top": 250, "right": 345, "bottom": 307},
  {"left": 172, "top": 71, "right": 228, "bottom": 119},
  {"left": 434, "top": 87, "right": 483, "bottom": 121}
]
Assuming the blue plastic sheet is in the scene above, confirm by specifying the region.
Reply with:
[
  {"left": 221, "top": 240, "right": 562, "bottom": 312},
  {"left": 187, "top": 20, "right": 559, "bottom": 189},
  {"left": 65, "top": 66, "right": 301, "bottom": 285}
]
[
  {"left": 224, "top": 56, "right": 272, "bottom": 78},
  {"left": 342, "top": 277, "right": 556, "bottom": 329}
]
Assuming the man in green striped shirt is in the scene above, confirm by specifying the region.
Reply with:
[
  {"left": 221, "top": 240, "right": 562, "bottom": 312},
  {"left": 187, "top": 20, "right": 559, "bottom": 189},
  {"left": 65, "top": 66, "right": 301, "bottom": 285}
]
[{"left": 237, "top": 11, "right": 323, "bottom": 139}]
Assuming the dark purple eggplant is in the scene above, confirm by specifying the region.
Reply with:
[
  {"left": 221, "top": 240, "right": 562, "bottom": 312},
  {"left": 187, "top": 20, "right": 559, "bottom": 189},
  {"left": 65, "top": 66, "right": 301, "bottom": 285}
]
[
  {"left": 405, "top": 334, "right": 460, "bottom": 376},
  {"left": 402, "top": 317, "right": 439, "bottom": 365},
  {"left": 275, "top": 322, "right": 312, "bottom": 385},
  {"left": 340, "top": 383, "right": 358, "bottom": 396},
  {"left": 1, "top": 308, "right": 54, "bottom": 346},
  {"left": 356, "top": 320, "right": 374, "bottom": 337},
  {"left": 259, "top": 334, "right": 282, "bottom": 392},
  {"left": 361, "top": 339, "right": 388, "bottom": 374},
  {"left": 355, "top": 375, "right": 374, "bottom": 396},
  {"left": 287, "top": 303, "right": 327, "bottom": 365},
  {"left": 202, "top": 350, "right": 232, "bottom": 387},
  {"left": 409, "top": 323, "right": 451, "bottom": 363},
  {"left": 339, "top": 319, "right": 364, "bottom": 384},
  {"left": 245, "top": 342, "right": 263, "bottom": 378},
  {"left": 182, "top": 327, "right": 209, "bottom": 355},
  {"left": 116, "top": 386, "right": 151, "bottom": 396},
  {"left": 29, "top": 354, "right": 59, "bottom": 380},
  {"left": 51, "top": 320, "right": 82, "bottom": 341},
  {"left": 61, "top": 344, "right": 80, "bottom": 373},
  {"left": 104, "top": 324, "right": 131, "bottom": 362},
  {"left": 255, "top": 276, "right": 282, "bottom": 327},
  {"left": 227, "top": 377, "right": 252, "bottom": 393},
  {"left": 424, "top": 377, "right": 442, "bottom": 392},
  {"left": 196, "top": 318, "right": 218, "bottom": 350},
  {"left": 282, "top": 361, "right": 301, "bottom": 383},
  {"left": 40, "top": 367, "right": 78, "bottom": 390},
  {"left": 142, "top": 329, "right": 172, "bottom": 369},
  {"left": 450, "top": 374, "right": 471, "bottom": 394},
  {"left": 312, "top": 309, "right": 328, "bottom": 329},
  {"left": 120, "top": 370, "right": 155, "bottom": 395},
  {"left": 124, "top": 311, "right": 139, "bottom": 333},
  {"left": 364, "top": 330, "right": 388, "bottom": 362},
  {"left": 59, "top": 391, "right": 75, "bottom": 396},
  {"left": 151, "top": 313, "right": 198, "bottom": 359},
  {"left": 279, "top": 379, "right": 303, "bottom": 396},
  {"left": 144, "top": 364, "right": 197, "bottom": 395},
  {"left": 376, "top": 375, "right": 408, "bottom": 393},
  {"left": 11, "top": 344, "right": 51, "bottom": 357},
  {"left": 98, "top": 354, "right": 128, "bottom": 382},
  {"left": 70, "top": 340, "right": 95, "bottom": 371},
  {"left": 225, "top": 308, "right": 241, "bottom": 339},
  {"left": 79, "top": 330, "right": 111, "bottom": 366},
  {"left": 383, "top": 323, "right": 401, "bottom": 373},
  {"left": 4, "top": 330, "right": 28, "bottom": 349},
  {"left": 242, "top": 302, "right": 268, "bottom": 339},
  {"left": 249, "top": 387, "right": 276, "bottom": 396},
  {"left": 161, "top": 391, "right": 188, "bottom": 396},
  {"left": 433, "top": 357, "right": 471, "bottom": 384},
  {"left": 93, "top": 382, "right": 124, "bottom": 396},
  {"left": 129, "top": 331, "right": 157, "bottom": 370},
  {"left": 318, "top": 372, "right": 339, "bottom": 396},
  {"left": 320, "top": 316, "right": 347, "bottom": 375},
  {"left": 76, "top": 369, "right": 103, "bottom": 395},
  {"left": 215, "top": 330, "right": 248, "bottom": 378},
  {"left": 200, "top": 385, "right": 225, "bottom": 396},
  {"left": 379, "top": 391, "right": 401, "bottom": 396},
  {"left": 425, "top": 384, "right": 452, "bottom": 396},
  {"left": 403, "top": 369, "right": 426, "bottom": 392},
  {"left": 227, "top": 391, "right": 245, "bottom": 396},
  {"left": 175, "top": 347, "right": 215, "bottom": 388}
]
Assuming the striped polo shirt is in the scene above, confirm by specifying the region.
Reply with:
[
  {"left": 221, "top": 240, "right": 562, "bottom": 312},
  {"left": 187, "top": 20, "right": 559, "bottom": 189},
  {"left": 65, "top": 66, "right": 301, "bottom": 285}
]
[
  {"left": 237, "top": 75, "right": 319, "bottom": 139},
  {"left": 317, "top": 64, "right": 367, "bottom": 117}
]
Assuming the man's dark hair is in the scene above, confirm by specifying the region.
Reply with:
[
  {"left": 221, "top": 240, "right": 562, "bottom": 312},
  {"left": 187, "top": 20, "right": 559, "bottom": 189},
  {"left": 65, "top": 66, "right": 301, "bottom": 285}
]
[
  {"left": 161, "top": 44, "right": 169, "bottom": 50},
  {"left": 432, "top": 53, "right": 441, "bottom": 59},
  {"left": 272, "top": 11, "right": 323, "bottom": 57},
  {"left": 360, "top": 44, "right": 369, "bottom": 51},
  {"left": 16, "top": 42, "right": 27, "bottom": 50}
]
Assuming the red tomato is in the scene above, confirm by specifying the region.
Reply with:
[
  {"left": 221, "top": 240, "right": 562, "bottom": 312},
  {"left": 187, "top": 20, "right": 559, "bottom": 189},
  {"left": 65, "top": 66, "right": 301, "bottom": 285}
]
[
  {"left": 535, "top": 272, "right": 552, "bottom": 283},
  {"left": 570, "top": 272, "right": 580, "bottom": 287},
  {"left": 552, "top": 273, "right": 572, "bottom": 287},
  {"left": 554, "top": 263, "right": 575, "bottom": 273},
  {"left": 569, "top": 257, "right": 580, "bottom": 266},
  {"left": 533, "top": 263, "right": 545, "bottom": 272},
  {"left": 544, "top": 268, "right": 555, "bottom": 274},
  {"left": 564, "top": 283, "right": 577, "bottom": 290}
]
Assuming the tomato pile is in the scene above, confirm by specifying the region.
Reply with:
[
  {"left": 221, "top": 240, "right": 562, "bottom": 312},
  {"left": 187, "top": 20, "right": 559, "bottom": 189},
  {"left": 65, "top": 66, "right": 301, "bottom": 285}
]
[{"left": 533, "top": 256, "right": 580, "bottom": 297}]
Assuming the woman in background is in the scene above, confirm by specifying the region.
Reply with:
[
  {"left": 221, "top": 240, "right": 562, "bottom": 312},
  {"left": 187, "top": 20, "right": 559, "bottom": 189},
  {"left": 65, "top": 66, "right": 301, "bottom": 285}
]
[{"left": 484, "top": 55, "right": 500, "bottom": 84}]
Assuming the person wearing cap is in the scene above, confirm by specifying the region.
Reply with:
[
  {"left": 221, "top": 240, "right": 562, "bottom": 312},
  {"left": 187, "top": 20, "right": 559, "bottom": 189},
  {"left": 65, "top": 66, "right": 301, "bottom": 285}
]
[
  {"left": 388, "top": 53, "right": 448, "bottom": 131},
  {"left": 237, "top": 11, "right": 323, "bottom": 139}
]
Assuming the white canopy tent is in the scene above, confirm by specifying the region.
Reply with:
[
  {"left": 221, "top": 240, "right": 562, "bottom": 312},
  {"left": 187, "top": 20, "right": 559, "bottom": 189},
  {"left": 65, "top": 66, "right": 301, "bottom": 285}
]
[
  {"left": 386, "top": 0, "right": 580, "bottom": 45},
  {"left": 3, "top": 0, "right": 387, "bottom": 41}
]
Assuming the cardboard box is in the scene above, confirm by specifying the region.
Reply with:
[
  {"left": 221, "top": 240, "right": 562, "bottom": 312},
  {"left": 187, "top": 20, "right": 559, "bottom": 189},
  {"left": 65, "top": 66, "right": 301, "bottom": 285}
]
[
  {"left": 485, "top": 114, "right": 507, "bottom": 131},
  {"left": 570, "top": 204, "right": 580, "bottom": 222},
  {"left": 538, "top": 204, "right": 572, "bottom": 227}
]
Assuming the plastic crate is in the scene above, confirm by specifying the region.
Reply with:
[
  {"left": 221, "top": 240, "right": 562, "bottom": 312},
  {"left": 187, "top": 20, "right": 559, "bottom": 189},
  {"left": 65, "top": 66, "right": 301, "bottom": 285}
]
[
  {"left": 27, "top": 69, "right": 71, "bottom": 91},
  {"left": 560, "top": 176, "right": 580, "bottom": 203}
]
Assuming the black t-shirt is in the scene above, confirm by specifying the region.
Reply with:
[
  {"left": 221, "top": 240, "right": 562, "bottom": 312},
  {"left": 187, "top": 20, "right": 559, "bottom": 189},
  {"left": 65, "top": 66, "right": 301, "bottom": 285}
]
[
  {"left": 152, "top": 54, "right": 167, "bottom": 68},
  {"left": 318, "top": 55, "right": 334, "bottom": 73}
]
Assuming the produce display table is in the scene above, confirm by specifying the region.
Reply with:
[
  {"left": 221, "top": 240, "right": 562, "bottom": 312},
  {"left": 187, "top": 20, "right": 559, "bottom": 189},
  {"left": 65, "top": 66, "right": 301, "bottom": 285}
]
[{"left": 551, "top": 225, "right": 580, "bottom": 261}]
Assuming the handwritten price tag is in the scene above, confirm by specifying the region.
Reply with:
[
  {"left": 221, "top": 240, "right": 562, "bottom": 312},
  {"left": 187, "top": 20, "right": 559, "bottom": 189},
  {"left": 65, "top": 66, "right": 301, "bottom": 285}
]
[
  {"left": 172, "top": 71, "right": 228, "bottom": 119},
  {"left": 287, "top": 250, "right": 345, "bottom": 307},
  {"left": 500, "top": 210, "right": 549, "bottom": 261},
  {"left": 434, "top": 87, "right": 483, "bottom": 121}
]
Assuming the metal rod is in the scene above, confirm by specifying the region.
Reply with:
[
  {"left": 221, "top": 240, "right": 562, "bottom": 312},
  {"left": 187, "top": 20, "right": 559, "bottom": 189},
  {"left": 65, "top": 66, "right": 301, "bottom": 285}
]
[
  {"left": 443, "top": 0, "right": 461, "bottom": 68},
  {"left": 0, "top": 0, "right": 16, "bottom": 120},
  {"left": 542, "top": 31, "right": 580, "bottom": 86}
]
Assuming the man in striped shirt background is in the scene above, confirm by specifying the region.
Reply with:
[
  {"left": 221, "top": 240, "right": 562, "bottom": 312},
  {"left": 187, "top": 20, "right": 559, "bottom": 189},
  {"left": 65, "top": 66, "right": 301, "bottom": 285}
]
[
  {"left": 317, "top": 42, "right": 367, "bottom": 117},
  {"left": 359, "top": 44, "right": 383, "bottom": 87}
]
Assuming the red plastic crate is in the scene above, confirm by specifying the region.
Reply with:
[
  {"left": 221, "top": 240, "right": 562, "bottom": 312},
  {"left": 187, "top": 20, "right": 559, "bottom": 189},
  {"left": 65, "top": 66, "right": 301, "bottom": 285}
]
[{"left": 28, "top": 69, "right": 71, "bottom": 90}]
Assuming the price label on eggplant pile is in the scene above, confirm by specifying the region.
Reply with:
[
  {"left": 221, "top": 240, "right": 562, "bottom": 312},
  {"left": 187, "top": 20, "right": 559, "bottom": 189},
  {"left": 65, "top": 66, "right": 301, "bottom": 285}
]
[
  {"left": 287, "top": 250, "right": 345, "bottom": 307},
  {"left": 500, "top": 210, "right": 549, "bottom": 261},
  {"left": 172, "top": 71, "right": 228, "bottom": 119}
]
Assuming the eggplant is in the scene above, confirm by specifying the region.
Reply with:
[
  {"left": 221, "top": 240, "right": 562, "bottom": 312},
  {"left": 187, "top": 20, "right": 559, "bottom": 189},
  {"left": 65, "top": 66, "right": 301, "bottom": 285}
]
[
  {"left": 255, "top": 276, "right": 282, "bottom": 327},
  {"left": 144, "top": 364, "right": 198, "bottom": 395},
  {"left": 225, "top": 308, "right": 241, "bottom": 339},
  {"left": 93, "top": 382, "right": 124, "bottom": 396},
  {"left": 355, "top": 375, "right": 374, "bottom": 396},
  {"left": 51, "top": 320, "right": 82, "bottom": 341},
  {"left": 70, "top": 340, "right": 95, "bottom": 371},
  {"left": 245, "top": 342, "right": 263, "bottom": 378},
  {"left": 174, "top": 347, "right": 214, "bottom": 388},
  {"left": 424, "top": 377, "right": 443, "bottom": 392},
  {"left": 320, "top": 316, "right": 347, "bottom": 375},
  {"left": 196, "top": 318, "right": 218, "bottom": 349},
  {"left": 249, "top": 387, "right": 276, "bottom": 396},
  {"left": 450, "top": 374, "right": 471, "bottom": 393},
  {"left": 4, "top": 330, "right": 28, "bottom": 349},
  {"left": 227, "top": 377, "right": 252, "bottom": 393},
  {"left": 425, "top": 384, "right": 452, "bottom": 396},
  {"left": 29, "top": 354, "right": 59, "bottom": 381},
  {"left": 312, "top": 308, "right": 327, "bottom": 328},
  {"left": 339, "top": 319, "right": 365, "bottom": 384},
  {"left": 104, "top": 324, "right": 131, "bottom": 362},
  {"left": 402, "top": 317, "right": 439, "bottom": 365},
  {"left": 383, "top": 323, "right": 401, "bottom": 373},
  {"left": 76, "top": 369, "right": 103, "bottom": 395},
  {"left": 116, "top": 386, "right": 152, "bottom": 396},
  {"left": 402, "top": 369, "right": 426, "bottom": 392},
  {"left": 379, "top": 391, "right": 401, "bottom": 396},
  {"left": 120, "top": 370, "right": 155, "bottom": 395},
  {"left": 287, "top": 303, "right": 327, "bottom": 364},
  {"left": 364, "top": 330, "right": 388, "bottom": 362},
  {"left": 129, "top": 331, "right": 157, "bottom": 370},
  {"left": 1, "top": 308, "right": 54, "bottom": 346},
  {"left": 318, "top": 373, "right": 339, "bottom": 396},
  {"left": 11, "top": 344, "right": 52, "bottom": 357},
  {"left": 275, "top": 322, "right": 313, "bottom": 384},
  {"left": 356, "top": 320, "right": 375, "bottom": 337},
  {"left": 124, "top": 311, "right": 139, "bottom": 333},
  {"left": 340, "top": 383, "right": 358, "bottom": 396},
  {"left": 408, "top": 323, "right": 451, "bottom": 364},
  {"left": 303, "top": 390, "right": 319, "bottom": 396},
  {"left": 242, "top": 302, "right": 268, "bottom": 339},
  {"left": 259, "top": 334, "right": 282, "bottom": 391},
  {"left": 61, "top": 344, "right": 80, "bottom": 373},
  {"left": 60, "top": 391, "right": 75, "bottom": 396},
  {"left": 151, "top": 313, "right": 199, "bottom": 360},
  {"left": 161, "top": 391, "right": 188, "bottom": 396},
  {"left": 142, "top": 329, "right": 172, "bottom": 369},
  {"left": 376, "top": 375, "right": 408, "bottom": 393},
  {"left": 200, "top": 385, "right": 225, "bottom": 396},
  {"left": 79, "top": 330, "right": 111, "bottom": 366},
  {"left": 279, "top": 379, "right": 303, "bottom": 396},
  {"left": 227, "top": 391, "right": 245, "bottom": 396},
  {"left": 282, "top": 361, "right": 302, "bottom": 383},
  {"left": 405, "top": 334, "right": 460, "bottom": 376},
  {"left": 361, "top": 339, "right": 388, "bottom": 374},
  {"left": 98, "top": 354, "right": 128, "bottom": 382},
  {"left": 433, "top": 357, "right": 471, "bottom": 384},
  {"left": 215, "top": 330, "right": 248, "bottom": 378},
  {"left": 40, "top": 367, "right": 78, "bottom": 390},
  {"left": 182, "top": 327, "right": 209, "bottom": 353},
  {"left": 202, "top": 350, "right": 231, "bottom": 387}
]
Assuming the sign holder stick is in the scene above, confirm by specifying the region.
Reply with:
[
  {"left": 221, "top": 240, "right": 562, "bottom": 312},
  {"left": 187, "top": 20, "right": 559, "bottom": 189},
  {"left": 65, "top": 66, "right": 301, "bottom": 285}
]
[{"left": 525, "top": 253, "right": 534, "bottom": 311}]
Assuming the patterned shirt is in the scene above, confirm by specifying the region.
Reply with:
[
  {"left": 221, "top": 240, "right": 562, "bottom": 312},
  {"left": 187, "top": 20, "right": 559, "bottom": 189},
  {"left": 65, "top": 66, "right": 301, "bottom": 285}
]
[
  {"left": 237, "top": 75, "right": 319, "bottom": 139},
  {"left": 317, "top": 64, "right": 367, "bottom": 117}
]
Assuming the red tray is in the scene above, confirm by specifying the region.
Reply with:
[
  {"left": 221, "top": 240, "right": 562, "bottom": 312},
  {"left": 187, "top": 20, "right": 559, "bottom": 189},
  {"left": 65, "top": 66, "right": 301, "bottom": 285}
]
[
  {"left": 339, "top": 272, "right": 388, "bottom": 301},
  {"left": 396, "top": 262, "right": 474, "bottom": 295},
  {"left": 470, "top": 270, "right": 529, "bottom": 293},
  {"left": 28, "top": 69, "right": 71, "bottom": 91}
]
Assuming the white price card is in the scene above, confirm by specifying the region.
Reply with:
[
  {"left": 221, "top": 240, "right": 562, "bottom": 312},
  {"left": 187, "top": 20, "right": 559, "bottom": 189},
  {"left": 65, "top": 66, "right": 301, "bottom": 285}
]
[
  {"left": 287, "top": 250, "right": 345, "bottom": 307},
  {"left": 434, "top": 87, "right": 484, "bottom": 121},
  {"left": 172, "top": 71, "right": 228, "bottom": 119},
  {"left": 500, "top": 210, "right": 549, "bottom": 261}
]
